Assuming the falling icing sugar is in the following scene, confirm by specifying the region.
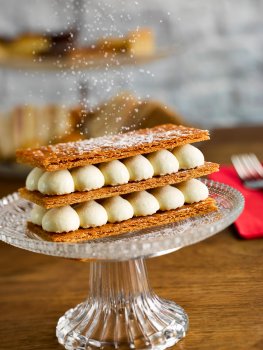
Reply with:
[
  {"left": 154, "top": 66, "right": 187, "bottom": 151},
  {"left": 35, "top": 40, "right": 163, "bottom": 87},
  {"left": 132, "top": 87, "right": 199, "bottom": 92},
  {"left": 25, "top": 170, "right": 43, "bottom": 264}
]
[{"left": 27, "top": 125, "right": 208, "bottom": 160}]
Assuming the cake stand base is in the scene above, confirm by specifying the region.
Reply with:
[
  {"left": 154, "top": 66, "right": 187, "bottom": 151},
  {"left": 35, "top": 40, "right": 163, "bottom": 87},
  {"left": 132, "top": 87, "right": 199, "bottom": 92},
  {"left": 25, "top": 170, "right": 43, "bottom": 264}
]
[{"left": 56, "top": 258, "right": 188, "bottom": 350}]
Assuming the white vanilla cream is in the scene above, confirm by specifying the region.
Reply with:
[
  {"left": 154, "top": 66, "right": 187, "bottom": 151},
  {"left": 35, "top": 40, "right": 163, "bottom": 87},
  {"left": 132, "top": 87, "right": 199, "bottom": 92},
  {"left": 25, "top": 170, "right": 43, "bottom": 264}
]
[
  {"left": 38, "top": 170, "right": 75, "bottom": 195},
  {"left": 30, "top": 204, "right": 47, "bottom": 226},
  {"left": 172, "top": 144, "right": 204, "bottom": 170},
  {"left": 26, "top": 168, "right": 45, "bottom": 191},
  {"left": 151, "top": 185, "right": 185, "bottom": 211},
  {"left": 35, "top": 180, "right": 210, "bottom": 233},
  {"left": 101, "top": 196, "right": 134, "bottom": 223},
  {"left": 99, "top": 160, "right": 130, "bottom": 186},
  {"left": 27, "top": 147, "right": 205, "bottom": 196},
  {"left": 75, "top": 200, "right": 108, "bottom": 228},
  {"left": 42, "top": 206, "right": 80, "bottom": 232},
  {"left": 176, "top": 179, "right": 209, "bottom": 203},
  {"left": 126, "top": 190, "right": 160, "bottom": 216},
  {"left": 146, "top": 150, "right": 179, "bottom": 176},
  {"left": 71, "top": 165, "right": 105, "bottom": 191},
  {"left": 123, "top": 155, "right": 154, "bottom": 181}
]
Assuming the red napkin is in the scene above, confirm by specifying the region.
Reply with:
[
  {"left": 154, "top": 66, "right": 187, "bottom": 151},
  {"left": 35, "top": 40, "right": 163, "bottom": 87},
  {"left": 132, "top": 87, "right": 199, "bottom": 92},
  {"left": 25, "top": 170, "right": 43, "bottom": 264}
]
[{"left": 209, "top": 165, "right": 263, "bottom": 239}]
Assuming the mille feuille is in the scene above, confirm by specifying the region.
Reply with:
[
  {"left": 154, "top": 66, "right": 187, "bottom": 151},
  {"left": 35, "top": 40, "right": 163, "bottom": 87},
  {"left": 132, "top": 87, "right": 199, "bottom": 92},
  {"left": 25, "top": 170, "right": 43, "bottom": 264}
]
[{"left": 16, "top": 124, "right": 219, "bottom": 242}]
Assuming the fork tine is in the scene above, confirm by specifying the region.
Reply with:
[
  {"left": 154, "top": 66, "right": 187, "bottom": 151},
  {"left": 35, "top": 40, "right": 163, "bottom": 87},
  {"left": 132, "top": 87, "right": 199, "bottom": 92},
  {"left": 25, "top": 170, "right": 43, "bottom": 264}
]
[
  {"left": 232, "top": 153, "right": 263, "bottom": 188},
  {"left": 239, "top": 154, "right": 259, "bottom": 179},
  {"left": 241, "top": 154, "right": 259, "bottom": 178},
  {"left": 231, "top": 155, "right": 248, "bottom": 180},
  {"left": 232, "top": 153, "right": 263, "bottom": 181},
  {"left": 247, "top": 153, "right": 263, "bottom": 177}
]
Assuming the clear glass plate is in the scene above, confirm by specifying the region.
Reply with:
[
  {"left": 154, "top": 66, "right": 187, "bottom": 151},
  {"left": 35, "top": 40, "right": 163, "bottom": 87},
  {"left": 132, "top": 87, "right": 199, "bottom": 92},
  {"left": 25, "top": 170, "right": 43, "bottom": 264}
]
[
  {"left": 0, "top": 179, "right": 244, "bottom": 349},
  {"left": 0, "top": 179, "right": 244, "bottom": 261}
]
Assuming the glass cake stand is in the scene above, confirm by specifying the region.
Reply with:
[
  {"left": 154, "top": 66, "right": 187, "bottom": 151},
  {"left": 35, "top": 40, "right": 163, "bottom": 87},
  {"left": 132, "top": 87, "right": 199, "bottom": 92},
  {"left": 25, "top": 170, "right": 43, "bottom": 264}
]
[{"left": 0, "top": 180, "right": 244, "bottom": 350}]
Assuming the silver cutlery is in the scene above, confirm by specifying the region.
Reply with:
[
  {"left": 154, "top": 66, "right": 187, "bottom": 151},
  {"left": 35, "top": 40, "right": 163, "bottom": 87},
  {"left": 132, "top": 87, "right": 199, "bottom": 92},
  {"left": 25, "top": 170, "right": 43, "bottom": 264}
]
[{"left": 231, "top": 153, "right": 263, "bottom": 190}]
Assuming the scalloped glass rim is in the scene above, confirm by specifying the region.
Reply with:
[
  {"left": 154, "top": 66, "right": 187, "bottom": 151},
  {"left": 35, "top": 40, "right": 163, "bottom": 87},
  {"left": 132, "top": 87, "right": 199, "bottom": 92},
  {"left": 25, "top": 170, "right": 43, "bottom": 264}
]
[{"left": 0, "top": 180, "right": 244, "bottom": 261}]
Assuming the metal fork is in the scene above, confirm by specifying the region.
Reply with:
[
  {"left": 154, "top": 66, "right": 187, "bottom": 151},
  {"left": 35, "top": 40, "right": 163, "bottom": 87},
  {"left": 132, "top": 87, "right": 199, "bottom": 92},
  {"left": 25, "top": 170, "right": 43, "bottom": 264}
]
[{"left": 231, "top": 153, "right": 263, "bottom": 189}]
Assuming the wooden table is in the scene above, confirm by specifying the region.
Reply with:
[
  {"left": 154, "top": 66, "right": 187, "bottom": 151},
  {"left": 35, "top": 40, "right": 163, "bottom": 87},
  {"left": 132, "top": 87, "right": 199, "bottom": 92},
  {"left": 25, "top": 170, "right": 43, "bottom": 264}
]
[{"left": 0, "top": 126, "right": 263, "bottom": 350}]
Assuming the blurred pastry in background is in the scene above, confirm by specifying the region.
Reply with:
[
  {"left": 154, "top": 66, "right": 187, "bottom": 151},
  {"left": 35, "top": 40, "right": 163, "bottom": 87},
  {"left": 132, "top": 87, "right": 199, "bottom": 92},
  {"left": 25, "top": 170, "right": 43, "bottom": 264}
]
[
  {"left": 71, "top": 28, "right": 155, "bottom": 59},
  {"left": 84, "top": 92, "right": 139, "bottom": 137},
  {"left": 0, "top": 27, "right": 154, "bottom": 61},
  {"left": 0, "top": 115, "right": 13, "bottom": 159},
  {"left": 98, "top": 28, "right": 155, "bottom": 56},
  {"left": 82, "top": 92, "right": 185, "bottom": 137},
  {"left": 0, "top": 91, "right": 186, "bottom": 161},
  {"left": 130, "top": 99, "right": 185, "bottom": 129},
  {"left": 128, "top": 29, "right": 155, "bottom": 56},
  {"left": 7, "top": 34, "right": 50, "bottom": 56},
  {"left": 0, "top": 105, "right": 83, "bottom": 160},
  {"left": 0, "top": 29, "right": 77, "bottom": 59},
  {"left": 0, "top": 34, "right": 50, "bottom": 57},
  {"left": 0, "top": 41, "right": 8, "bottom": 59},
  {"left": 43, "top": 30, "right": 77, "bottom": 56}
]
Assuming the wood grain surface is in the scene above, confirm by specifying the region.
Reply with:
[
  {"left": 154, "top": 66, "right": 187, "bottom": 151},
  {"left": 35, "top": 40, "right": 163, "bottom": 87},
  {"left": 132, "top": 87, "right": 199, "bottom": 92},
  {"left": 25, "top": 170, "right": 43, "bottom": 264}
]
[{"left": 0, "top": 125, "right": 263, "bottom": 350}]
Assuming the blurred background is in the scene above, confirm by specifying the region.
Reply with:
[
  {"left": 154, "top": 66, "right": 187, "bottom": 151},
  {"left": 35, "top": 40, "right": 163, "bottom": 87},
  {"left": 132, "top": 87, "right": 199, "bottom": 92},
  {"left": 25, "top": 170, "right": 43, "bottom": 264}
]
[{"left": 0, "top": 0, "right": 262, "bottom": 168}]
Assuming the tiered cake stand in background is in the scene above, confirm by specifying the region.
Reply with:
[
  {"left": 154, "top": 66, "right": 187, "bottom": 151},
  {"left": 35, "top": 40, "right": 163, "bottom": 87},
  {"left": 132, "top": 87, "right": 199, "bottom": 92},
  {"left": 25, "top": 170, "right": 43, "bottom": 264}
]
[
  {"left": 0, "top": 47, "right": 173, "bottom": 179},
  {"left": 0, "top": 180, "right": 244, "bottom": 349}
]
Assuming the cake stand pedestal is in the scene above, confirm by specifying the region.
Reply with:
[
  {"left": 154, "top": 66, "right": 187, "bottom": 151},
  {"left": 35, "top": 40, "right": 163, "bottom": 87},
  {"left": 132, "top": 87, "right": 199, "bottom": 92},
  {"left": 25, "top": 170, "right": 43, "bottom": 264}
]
[
  {"left": 57, "top": 258, "right": 188, "bottom": 350},
  {"left": 0, "top": 180, "right": 244, "bottom": 350}
]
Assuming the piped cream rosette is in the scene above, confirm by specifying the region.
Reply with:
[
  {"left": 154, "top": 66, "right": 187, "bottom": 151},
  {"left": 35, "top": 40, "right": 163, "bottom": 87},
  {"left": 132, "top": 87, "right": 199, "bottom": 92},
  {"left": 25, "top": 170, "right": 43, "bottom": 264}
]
[
  {"left": 29, "top": 179, "right": 209, "bottom": 233},
  {"left": 25, "top": 144, "right": 205, "bottom": 195}
]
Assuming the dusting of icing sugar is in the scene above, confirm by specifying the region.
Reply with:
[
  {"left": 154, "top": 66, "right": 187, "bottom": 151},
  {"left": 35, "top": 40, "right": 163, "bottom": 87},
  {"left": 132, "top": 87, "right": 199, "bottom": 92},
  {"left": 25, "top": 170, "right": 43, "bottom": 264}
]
[{"left": 29, "top": 125, "right": 208, "bottom": 159}]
